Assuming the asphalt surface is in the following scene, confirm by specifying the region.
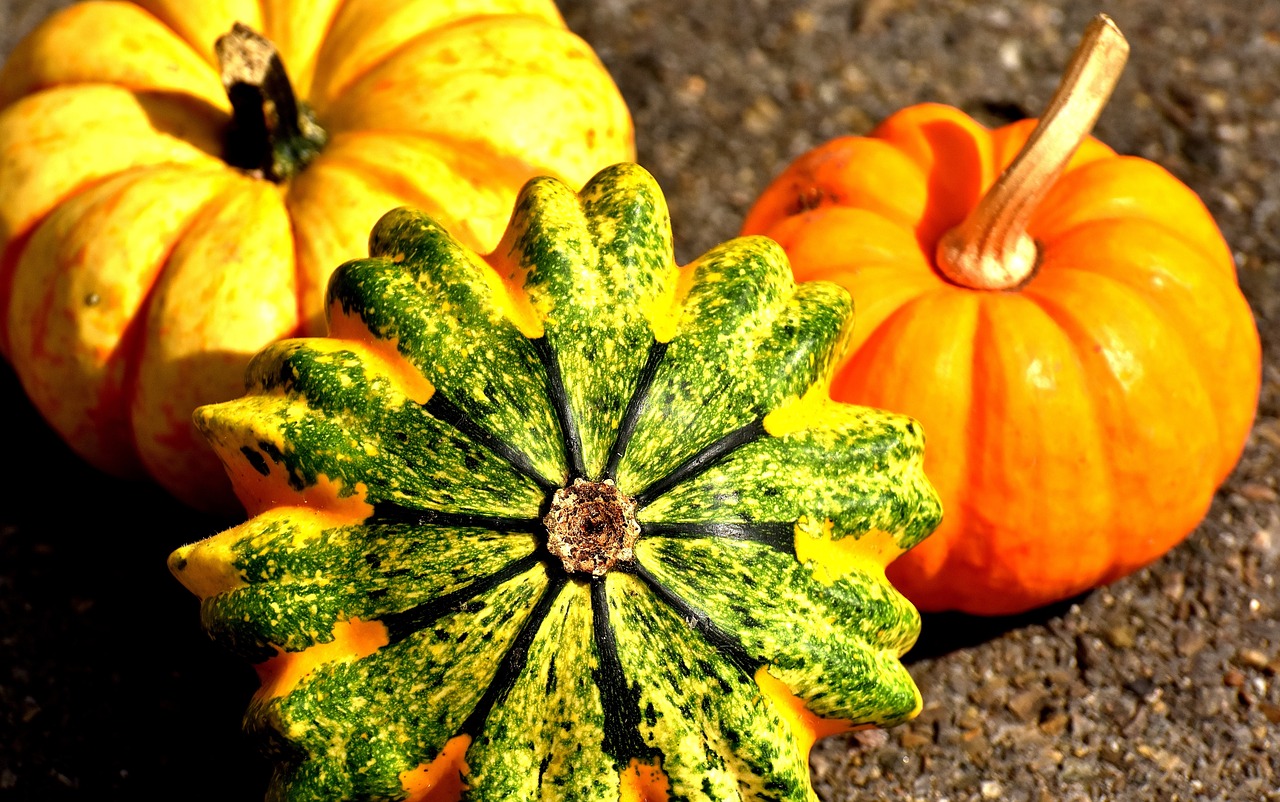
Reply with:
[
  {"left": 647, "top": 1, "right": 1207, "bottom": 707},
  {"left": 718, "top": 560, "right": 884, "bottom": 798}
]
[{"left": 1, "top": 1, "right": 1278, "bottom": 800}]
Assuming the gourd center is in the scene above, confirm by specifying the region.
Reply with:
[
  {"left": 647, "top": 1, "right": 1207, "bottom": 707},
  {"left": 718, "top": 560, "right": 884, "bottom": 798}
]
[{"left": 543, "top": 478, "right": 640, "bottom": 576}]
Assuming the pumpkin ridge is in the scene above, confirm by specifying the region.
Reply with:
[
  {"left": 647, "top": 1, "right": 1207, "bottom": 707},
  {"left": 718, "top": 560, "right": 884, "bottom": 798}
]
[
  {"left": 633, "top": 418, "right": 768, "bottom": 508},
  {"left": 423, "top": 390, "right": 559, "bottom": 495},
  {"left": 639, "top": 521, "right": 798, "bottom": 556},
  {"left": 313, "top": 12, "right": 559, "bottom": 112},
  {"left": 590, "top": 577, "right": 663, "bottom": 770},
  {"left": 371, "top": 551, "right": 546, "bottom": 647},
  {"left": 368, "top": 502, "right": 542, "bottom": 534},
  {"left": 531, "top": 335, "right": 587, "bottom": 481},
  {"left": 628, "top": 561, "right": 760, "bottom": 677},
  {"left": 602, "top": 339, "right": 670, "bottom": 481},
  {"left": 459, "top": 572, "right": 570, "bottom": 739}
]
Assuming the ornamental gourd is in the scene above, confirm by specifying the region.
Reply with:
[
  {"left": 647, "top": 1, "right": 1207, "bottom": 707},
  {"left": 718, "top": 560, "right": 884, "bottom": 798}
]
[
  {"left": 0, "top": 0, "right": 633, "bottom": 513},
  {"left": 169, "top": 163, "right": 943, "bottom": 801},
  {"left": 741, "top": 16, "right": 1262, "bottom": 615}
]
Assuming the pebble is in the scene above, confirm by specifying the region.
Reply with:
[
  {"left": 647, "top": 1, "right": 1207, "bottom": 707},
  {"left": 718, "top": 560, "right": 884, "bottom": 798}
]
[
  {"left": 1259, "top": 703, "right": 1280, "bottom": 725},
  {"left": 1175, "top": 628, "right": 1209, "bottom": 657},
  {"left": 1236, "top": 648, "right": 1271, "bottom": 670},
  {"left": 1007, "top": 689, "right": 1045, "bottom": 721}
]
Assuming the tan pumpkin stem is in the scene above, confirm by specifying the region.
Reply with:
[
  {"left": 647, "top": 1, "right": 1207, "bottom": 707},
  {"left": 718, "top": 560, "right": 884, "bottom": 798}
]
[
  {"left": 935, "top": 14, "right": 1129, "bottom": 290},
  {"left": 217, "top": 23, "right": 327, "bottom": 183}
]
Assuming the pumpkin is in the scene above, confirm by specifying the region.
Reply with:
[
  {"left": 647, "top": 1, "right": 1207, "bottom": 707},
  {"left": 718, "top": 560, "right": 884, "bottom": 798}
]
[
  {"left": 741, "top": 16, "right": 1262, "bottom": 615},
  {"left": 0, "top": 0, "right": 634, "bottom": 514},
  {"left": 169, "top": 163, "right": 943, "bottom": 801}
]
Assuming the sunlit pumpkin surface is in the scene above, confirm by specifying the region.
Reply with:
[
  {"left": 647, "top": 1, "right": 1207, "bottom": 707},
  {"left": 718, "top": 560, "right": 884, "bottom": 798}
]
[
  {"left": 0, "top": 0, "right": 634, "bottom": 512},
  {"left": 742, "top": 103, "right": 1262, "bottom": 615},
  {"left": 170, "top": 164, "right": 943, "bottom": 801}
]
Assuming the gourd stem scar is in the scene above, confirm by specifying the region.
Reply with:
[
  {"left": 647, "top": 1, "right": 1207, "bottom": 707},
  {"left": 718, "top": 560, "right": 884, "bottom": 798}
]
[{"left": 935, "top": 14, "right": 1130, "bottom": 291}]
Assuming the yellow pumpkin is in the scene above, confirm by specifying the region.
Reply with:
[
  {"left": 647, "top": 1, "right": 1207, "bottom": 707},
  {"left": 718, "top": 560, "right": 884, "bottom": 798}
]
[{"left": 0, "top": 0, "right": 634, "bottom": 514}]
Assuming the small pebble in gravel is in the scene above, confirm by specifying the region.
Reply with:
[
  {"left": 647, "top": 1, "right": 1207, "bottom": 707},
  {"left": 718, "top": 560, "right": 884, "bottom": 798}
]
[{"left": 1236, "top": 648, "right": 1271, "bottom": 669}]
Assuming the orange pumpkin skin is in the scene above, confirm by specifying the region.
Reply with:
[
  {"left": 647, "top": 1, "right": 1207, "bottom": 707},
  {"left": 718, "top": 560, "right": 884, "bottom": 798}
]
[
  {"left": 0, "top": 0, "right": 634, "bottom": 514},
  {"left": 742, "top": 103, "right": 1262, "bottom": 615}
]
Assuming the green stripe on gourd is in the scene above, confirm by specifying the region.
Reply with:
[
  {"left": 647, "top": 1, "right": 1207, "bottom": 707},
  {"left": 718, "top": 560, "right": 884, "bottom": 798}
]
[
  {"left": 506, "top": 170, "right": 676, "bottom": 480},
  {"left": 635, "top": 536, "right": 921, "bottom": 724},
  {"left": 172, "top": 162, "right": 944, "bottom": 802},
  {"left": 332, "top": 209, "right": 567, "bottom": 484},
  {"left": 249, "top": 563, "right": 551, "bottom": 802},
  {"left": 638, "top": 403, "right": 940, "bottom": 552},
  {"left": 612, "top": 250, "right": 850, "bottom": 496},
  {"left": 605, "top": 570, "right": 813, "bottom": 801},
  {"left": 462, "top": 581, "right": 615, "bottom": 800},
  {"left": 199, "top": 515, "right": 539, "bottom": 660},
  {"left": 204, "top": 338, "right": 547, "bottom": 515}
]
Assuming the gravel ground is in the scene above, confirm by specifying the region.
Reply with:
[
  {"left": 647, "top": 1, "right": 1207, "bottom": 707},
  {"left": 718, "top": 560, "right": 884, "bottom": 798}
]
[{"left": 1, "top": 0, "right": 1278, "bottom": 800}]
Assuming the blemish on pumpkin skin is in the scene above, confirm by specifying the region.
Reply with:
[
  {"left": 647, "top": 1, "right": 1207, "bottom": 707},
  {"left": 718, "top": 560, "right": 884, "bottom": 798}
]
[
  {"left": 618, "top": 757, "right": 671, "bottom": 802},
  {"left": 400, "top": 735, "right": 470, "bottom": 802},
  {"left": 785, "top": 185, "right": 830, "bottom": 216}
]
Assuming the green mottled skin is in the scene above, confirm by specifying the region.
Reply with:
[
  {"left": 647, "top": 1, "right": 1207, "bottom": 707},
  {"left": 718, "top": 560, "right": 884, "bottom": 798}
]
[
  {"left": 511, "top": 172, "right": 674, "bottom": 479},
  {"left": 463, "top": 582, "right": 614, "bottom": 800},
  {"left": 203, "top": 519, "right": 539, "bottom": 661},
  {"left": 614, "top": 246, "right": 849, "bottom": 495},
  {"left": 176, "top": 163, "right": 943, "bottom": 802},
  {"left": 336, "top": 210, "right": 568, "bottom": 483},
  {"left": 640, "top": 403, "right": 940, "bottom": 551}
]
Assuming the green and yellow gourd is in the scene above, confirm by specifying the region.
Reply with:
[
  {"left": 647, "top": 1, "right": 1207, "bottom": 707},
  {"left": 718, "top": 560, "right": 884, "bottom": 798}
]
[{"left": 169, "top": 163, "right": 943, "bottom": 802}]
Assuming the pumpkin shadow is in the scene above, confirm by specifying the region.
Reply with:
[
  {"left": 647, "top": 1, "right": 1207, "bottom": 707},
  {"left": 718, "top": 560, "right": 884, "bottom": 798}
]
[
  {"left": 904, "top": 593, "right": 1091, "bottom": 663},
  {"left": 1, "top": 361, "right": 267, "bottom": 800}
]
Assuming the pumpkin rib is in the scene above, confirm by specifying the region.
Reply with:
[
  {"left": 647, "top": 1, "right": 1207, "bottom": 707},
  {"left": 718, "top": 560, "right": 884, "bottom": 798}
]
[
  {"left": 967, "top": 293, "right": 1118, "bottom": 600},
  {"left": 422, "top": 391, "right": 561, "bottom": 495},
  {"left": 1000, "top": 291, "right": 1131, "bottom": 590},
  {"left": 1025, "top": 260, "right": 1227, "bottom": 458},
  {"left": 380, "top": 551, "right": 544, "bottom": 646},
  {"left": 7, "top": 165, "right": 234, "bottom": 474},
  {"left": 1, "top": 160, "right": 215, "bottom": 351},
  {"left": 310, "top": 11, "right": 564, "bottom": 115},
  {"left": 303, "top": 130, "right": 537, "bottom": 249},
  {"left": 1023, "top": 265, "right": 1225, "bottom": 457},
  {"left": 1021, "top": 277, "right": 1219, "bottom": 575},
  {"left": 306, "top": 4, "right": 565, "bottom": 111},
  {"left": 856, "top": 291, "right": 979, "bottom": 604},
  {"left": 589, "top": 577, "right": 662, "bottom": 772},
  {"left": 111, "top": 169, "right": 243, "bottom": 476},
  {"left": 458, "top": 572, "right": 569, "bottom": 739},
  {"left": 531, "top": 335, "right": 589, "bottom": 481},
  {"left": 0, "top": 85, "right": 226, "bottom": 249},
  {"left": 638, "top": 520, "right": 797, "bottom": 556},
  {"left": 633, "top": 418, "right": 769, "bottom": 508},
  {"left": 602, "top": 340, "right": 670, "bottom": 481},
  {"left": 258, "top": 0, "right": 347, "bottom": 100},
  {"left": 0, "top": 1, "right": 228, "bottom": 110},
  {"left": 367, "top": 503, "right": 541, "bottom": 537},
  {"left": 629, "top": 560, "right": 760, "bottom": 675},
  {"left": 130, "top": 177, "right": 298, "bottom": 509}
]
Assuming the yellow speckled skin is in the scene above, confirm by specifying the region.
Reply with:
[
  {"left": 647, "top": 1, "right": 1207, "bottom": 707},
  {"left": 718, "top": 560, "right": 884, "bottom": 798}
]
[
  {"left": 0, "top": 0, "right": 634, "bottom": 512},
  {"left": 171, "top": 164, "right": 942, "bottom": 801}
]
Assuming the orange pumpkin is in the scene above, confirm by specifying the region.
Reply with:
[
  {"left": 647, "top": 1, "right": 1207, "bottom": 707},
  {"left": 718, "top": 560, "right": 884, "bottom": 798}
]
[
  {"left": 0, "top": 0, "right": 634, "bottom": 514},
  {"left": 741, "top": 16, "right": 1262, "bottom": 615}
]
